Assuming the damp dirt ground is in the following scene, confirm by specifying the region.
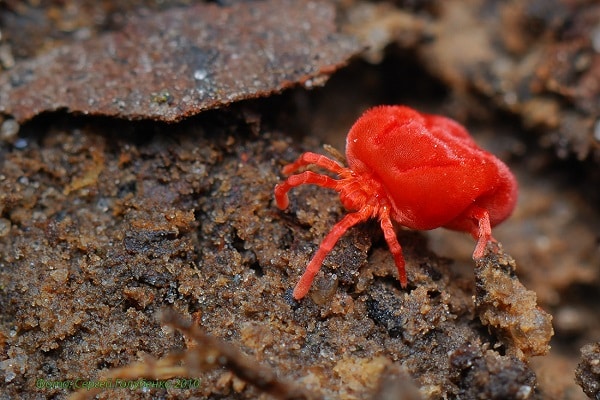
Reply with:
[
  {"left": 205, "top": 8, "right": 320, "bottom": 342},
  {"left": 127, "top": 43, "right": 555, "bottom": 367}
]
[{"left": 1, "top": 1, "right": 600, "bottom": 399}]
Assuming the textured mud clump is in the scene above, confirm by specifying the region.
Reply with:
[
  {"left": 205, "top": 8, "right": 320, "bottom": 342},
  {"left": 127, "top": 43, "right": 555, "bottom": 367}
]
[
  {"left": 575, "top": 342, "right": 600, "bottom": 399},
  {"left": 474, "top": 245, "right": 554, "bottom": 360},
  {"left": 448, "top": 344, "right": 535, "bottom": 399}
]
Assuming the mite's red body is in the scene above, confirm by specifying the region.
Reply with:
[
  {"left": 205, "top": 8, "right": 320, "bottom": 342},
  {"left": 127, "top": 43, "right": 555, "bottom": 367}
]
[{"left": 275, "top": 106, "right": 518, "bottom": 300}]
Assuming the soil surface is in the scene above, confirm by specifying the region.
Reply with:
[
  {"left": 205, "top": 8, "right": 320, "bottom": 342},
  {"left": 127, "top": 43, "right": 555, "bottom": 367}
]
[{"left": 1, "top": 1, "right": 599, "bottom": 399}]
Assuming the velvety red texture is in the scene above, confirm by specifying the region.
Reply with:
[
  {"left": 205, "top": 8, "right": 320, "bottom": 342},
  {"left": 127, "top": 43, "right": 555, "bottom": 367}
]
[{"left": 275, "top": 105, "right": 518, "bottom": 300}]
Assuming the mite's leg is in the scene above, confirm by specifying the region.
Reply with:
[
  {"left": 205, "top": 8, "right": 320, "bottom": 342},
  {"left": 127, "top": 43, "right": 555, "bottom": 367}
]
[
  {"left": 380, "top": 214, "right": 407, "bottom": 288},
  {"left": 470, "top": 207, "right": 493, "bottom": 259},
  {"left": 274, "top": 171, "right": 340, "bottom": 210},
  {"left": 293, "top": 208, "right": 371, "bottom": 300},
  {"left": 282, "top": 152, "right": 345, "bottom": 175}
]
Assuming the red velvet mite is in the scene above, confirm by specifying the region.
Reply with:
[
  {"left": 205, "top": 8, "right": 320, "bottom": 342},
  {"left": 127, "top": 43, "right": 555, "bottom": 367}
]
[{"left": 275, "top": 105, "right": 518, "bottom": 300}]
